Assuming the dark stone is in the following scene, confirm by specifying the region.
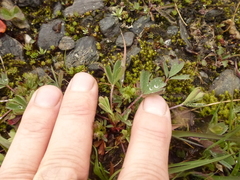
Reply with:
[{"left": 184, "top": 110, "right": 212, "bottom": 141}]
[
  {"left": 65, "top": 36, "right": 99, "bottom": 68},
  {"left": 0, "top": 34, "right": 24, "bottom": 60},
  {"left": 204, "top": 9, "right": 224, "bottom": 22},
  {"left": 167, "top": 26, "right": 179, "bottom": 37},
  {"left": 16, "top": 0, "right": 43, "bottom": 7},
  {"left": 37, "top": 19, "right": 65, "bottom": 50},
  {"left": 209, "top": 69, "right": 240, "bottom": 96},
  {"left": 131, "top": 16, "right": 152, "bottom": 35},
  {"left": 64, "top": 0, "right": 104, "bottom": 17},
  {"left": 99, "top": 15, "right": 120, "bottom": 38},
  {"left": 116, "top": 32, "right": 135, "bottom": 48}
]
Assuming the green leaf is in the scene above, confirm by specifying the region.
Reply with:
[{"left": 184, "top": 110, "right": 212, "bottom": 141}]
[
  {"left": 105, "top": 65, "right": 114, "bottom": 84},
  {"left": 104, "top": 60, "right": 124, "bottom": 85},
  {"left": 0, "top": 7, "right": 13, "bottom": 20},
  {"left": 0, "top": 153, "right": 5, "bottom": 165},
  {"left": 162, "top": 61, "right": 169, "bottom": 78},
  {"left": 0, "top": 136, "right": 11, "bottom": 150},
  {"left": 211, "top": 176, "right": 240, "bottom": 180},
  {"left": 93, "top": 146, "right": 109, "bottom": 180},
  {"left": 209, "top": 122, "right": 228, "bottom": 135},
  {"left": 98, "top": 96, "right": 113, "bottom": 115},
  {"left": 183, "top": 102, "right": 206, "bottom": 108},
  {"left": 112, "top": 60, "right": 124, "bottom": 85},
  {"left": 6, "top": 95, "right": 28, "bottom": 115},
  {"left": 182, "top": 87, "right": 205, "bottom": 105},
  {"left": 140, "top": 70, "right": 151, "bottom": 94},
  {"left": 140, "top": 70, "right": 166, "bottom": 95},
  {"left": 143, "top": 77, "right": 166, "bottom": 95},
  {"left": 169, "top": 61, "right": 185, "bottom": 78},
  {"left": 169, "top": 154, "right": 232, "bottom": 174},
  {"left": 0, "top": 72, "right": 9, "bottom": 89},
  {"left": 170, "top": 74, "right": 190, "bottom": 80}
]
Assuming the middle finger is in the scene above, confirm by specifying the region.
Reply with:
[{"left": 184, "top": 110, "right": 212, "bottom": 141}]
[{"left": 34, "top": 73, "right": 98, "bottom": 179}]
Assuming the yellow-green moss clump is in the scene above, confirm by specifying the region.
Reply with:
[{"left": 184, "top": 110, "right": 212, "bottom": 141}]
[{"left": 198, "top": 90, "right": 240, "bottom": 123}]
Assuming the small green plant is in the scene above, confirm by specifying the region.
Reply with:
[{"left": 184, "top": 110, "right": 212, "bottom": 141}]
[
  {"left": 0, "top": 6, "right": 25, "bottom": 21},
  {"left": 111, "top": 7, "right": 124, "bottom": 20}
]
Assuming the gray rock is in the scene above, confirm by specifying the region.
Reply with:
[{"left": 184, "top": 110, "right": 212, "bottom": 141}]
[
  {"left": 126, "top": 45, "right": 140, "bottom": 66},
  {"left": 37, "top": 19, "right": 65, "bottom": 50},
  {"left": 116, "top": 32, "right": 135, "bottom": 48},
  {"left": 167, "top": 25, "right": 179, "bottom": 37},
  {"left": 0, "top": 34, "right": 24, "bottom": 60},
  {"left": 64, "top": 0, "right": 104, "bottom": 17},
  {"left": 16, "top": 0, "right": 42, "bottom": 7},
  {"left": 31, "top": 67, "right": 46, "bottom": 77},
  {"left": 99, "top": 15, "right": 120, "bottom": 38},
  {"left": 130, "top": 16, "right": 152, "bottom": 35},
  {"left": 65, "top": 36, "right": 99, "bottom": 68},
  {"left": 209, "top": 69, "right": 240, "bottom": 96},
  {"left": 58, "top": 36, "right": 75, "bottom": 51},
  {"left": 53, "top": 2, "right": 63, "bottom": 17},
  {"left": 204, "top": 9, "right": 224, "bottom": 22}
]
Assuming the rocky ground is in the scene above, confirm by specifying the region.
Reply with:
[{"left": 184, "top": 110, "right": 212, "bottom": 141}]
[{"left": 0, "top": 0, "right": 240, "bottom": 179}]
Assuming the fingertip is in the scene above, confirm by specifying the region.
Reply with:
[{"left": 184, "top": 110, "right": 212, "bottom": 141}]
[
  {"left": 142, "top": 95, "right": 169, "bottom": 116},
  {"left": 69, "top": 72, "right": 97, "bottom": 92},
  {"left": 33, "top": 85, "right": 62, "bottom": 108}
]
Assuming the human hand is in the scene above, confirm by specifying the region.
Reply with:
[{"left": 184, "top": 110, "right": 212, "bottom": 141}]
[{"left": 0, "top": 72, "right": 171, "bottom": 179}]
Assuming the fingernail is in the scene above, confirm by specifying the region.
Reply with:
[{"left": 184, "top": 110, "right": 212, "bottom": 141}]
[
  {"left": 70, "top": 72, "right": 95, "bottom": 92},
  {"left": 143, "top": 95, "right": 167, "bottom": 116},
  {"left": 34, "top": 86, "right": 61, "bottom": 108}
]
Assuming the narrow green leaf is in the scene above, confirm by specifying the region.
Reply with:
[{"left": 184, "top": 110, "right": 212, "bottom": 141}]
[
  {"left": 14, "top": 95, "right": 28, "bottom": 107},
  {"left": 212, "top": 176, "right": 240, "bottom": 180},
  {"left": 93, "top": 146, "right": 109, "bottom": 180},
  {"left": 0, "top": 72, "right": 9, "bottom": 87},
  {"left": 231, "top": 153, "right": 240, "bottom": 176},
  {"left": 98, "top": 96, "right": 113, "bottom": 115},
  {"left": 0, "top": 136, "right": 11, "bottom": 150},
  {"left": 140, "top": 70, "right": 151, "bottom": 94},
  {"left": 105, "top": 65, "right": 114, "bottom": 84},
  {"left": 183, "top": 102, "right": 206, "bottom": 108},
  {"left": 112, "top": 60, "right": 124, "bottom": 85},
  {"left": 169, "top": 154, "right": 232, "bottom": 174},
  {"left": 0, "top": 153, "right": 5, "bottom": 165},
  {"left": 170, "top": 74, "right": 190, "bottom": 80},
  {"left": 162, "top": 61, "right": 169, "bottom": 78},
  {"left": 182, "top": 87, "right": 204, "bottom": 105},
  {"left": 169, "top": 61, "right": 185, "bottom": 78}
]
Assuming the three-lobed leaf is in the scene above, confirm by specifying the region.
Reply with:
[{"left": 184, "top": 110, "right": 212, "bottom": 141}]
[
  {"left": 140, "top": 70, "right": 166, "bottom": 95},
  {"left": 6, "top": 95, "right": 28, "bottom": 115},
  {"left": 104, "top": 60, "right": 124, "bottom": 85},
  {"left": 98, "top": 96, "right": 113, "bottom": 115}
]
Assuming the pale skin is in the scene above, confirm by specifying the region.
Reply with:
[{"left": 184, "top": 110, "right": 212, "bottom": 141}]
[{"left": 0, "top": 72, "right": 172, "bottom": 179}]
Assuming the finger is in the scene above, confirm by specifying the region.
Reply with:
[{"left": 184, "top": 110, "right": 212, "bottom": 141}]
[
  {"left": 118, "top": 95, "right": 171, "bottom": 180},
  {"left": 34, "top": 72, "right": 98, "bottom": 180},
  {"left": 0, "top": 86, "right": 62, "bottom": 179}
]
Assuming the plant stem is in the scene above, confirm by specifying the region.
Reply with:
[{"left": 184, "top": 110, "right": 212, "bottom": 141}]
[
  {"left": 169, "top": 103, "right": 183, "bottom": 110},
  {"left": 110, "top": 84, "right": 114, "bottom": 109},
  {"left": 122, "top": 94, "right": 143, "bottom": 116},
  {"left": 6, "top": 85, "right": 15, "bottom": 93}
]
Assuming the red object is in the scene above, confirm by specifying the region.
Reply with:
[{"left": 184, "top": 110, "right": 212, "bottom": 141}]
[{"left": 0, "top": 20, "right": 6, "bottom": 33}]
